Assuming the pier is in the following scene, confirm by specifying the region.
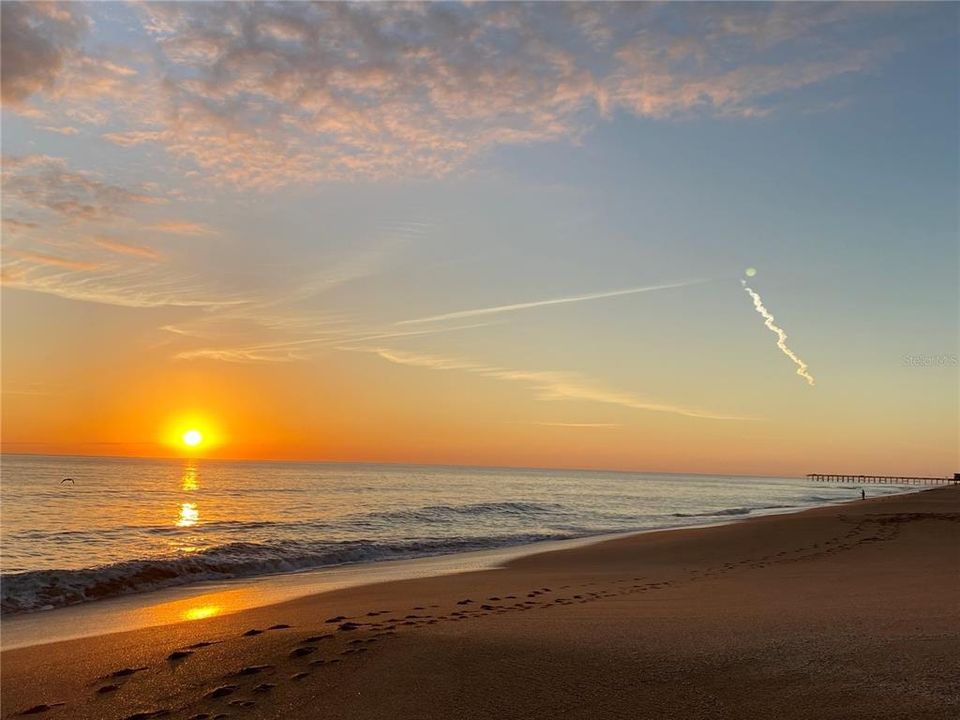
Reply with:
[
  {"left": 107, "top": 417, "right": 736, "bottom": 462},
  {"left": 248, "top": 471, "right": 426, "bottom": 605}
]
[{"left": 807, "top": 473, "right": 960, "bottom": 485}]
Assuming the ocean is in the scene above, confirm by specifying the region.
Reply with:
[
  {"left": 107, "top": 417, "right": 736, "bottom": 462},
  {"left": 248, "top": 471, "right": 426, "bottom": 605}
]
[{"left": 0, "top": 454, "right": 914, "bottom": 615}]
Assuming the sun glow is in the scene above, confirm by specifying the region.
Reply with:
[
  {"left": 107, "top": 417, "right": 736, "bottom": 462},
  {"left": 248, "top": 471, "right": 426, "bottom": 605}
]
[
  {"left": 163, "top": 415, "right": 222, "bottom": 456},
  {"left": 182, "top": 429, "right": 203, "bottom": 447}
]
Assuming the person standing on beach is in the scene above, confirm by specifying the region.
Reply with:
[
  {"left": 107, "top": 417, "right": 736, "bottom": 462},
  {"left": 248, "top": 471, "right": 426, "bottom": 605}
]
[{"left": 861, "top": 489, "right": 866, "bottom": 500}]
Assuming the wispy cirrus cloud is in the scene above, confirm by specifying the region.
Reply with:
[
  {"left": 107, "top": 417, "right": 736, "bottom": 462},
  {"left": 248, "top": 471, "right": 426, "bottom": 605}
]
[
  {"left": 174, "top": 321, "right": 496, "bottom": 365},
  {"left": 397, "top": 280, "right": 705, "bottom": 325},
  {"left": 4, "top": 249, "right": 99, "bottom": 271},
  {"left": 146, "top": 220, "right": 218, "bottom": 237},
  {"left": 91, "top": 235, "right": 162, "bottom": 261},
  {"left": 531, "top": 422, "right": 621, "bottom": 429},
  {"left": 0, "top": 259, "right": 251, "bottom": 309},
  {"left": 347, "top": 346, "right": 753, "bottom": 422}
]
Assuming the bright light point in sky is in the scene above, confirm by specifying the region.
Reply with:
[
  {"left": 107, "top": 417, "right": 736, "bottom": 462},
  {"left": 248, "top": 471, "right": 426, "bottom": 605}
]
[
  {"left": 182, "top": 430, "right": 203, "bottom": 447},
  {"left": 745, "top": 267, "right": 757, "bottom": 278}
]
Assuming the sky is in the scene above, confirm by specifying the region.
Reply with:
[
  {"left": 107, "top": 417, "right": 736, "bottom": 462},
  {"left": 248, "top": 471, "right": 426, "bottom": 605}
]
[{"left": 1, "top": 1, "right": 957, "bottom": 476}]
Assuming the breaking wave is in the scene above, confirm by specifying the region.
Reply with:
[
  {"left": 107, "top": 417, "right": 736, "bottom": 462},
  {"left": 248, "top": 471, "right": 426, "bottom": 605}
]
[{"left": 1, "top": 532, "right": 577, "bottom": 615}]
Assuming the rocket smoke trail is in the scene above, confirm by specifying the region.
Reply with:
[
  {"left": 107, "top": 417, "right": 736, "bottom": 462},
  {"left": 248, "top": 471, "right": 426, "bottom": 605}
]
[{"left": 742, "top": 280, "right": 815, "bottom": 386}]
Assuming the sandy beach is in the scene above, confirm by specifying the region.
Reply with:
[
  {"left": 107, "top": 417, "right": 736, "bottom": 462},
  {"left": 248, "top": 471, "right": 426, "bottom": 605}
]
[{"left": 2, "top": 486, "right": 957, "bottom": 720}]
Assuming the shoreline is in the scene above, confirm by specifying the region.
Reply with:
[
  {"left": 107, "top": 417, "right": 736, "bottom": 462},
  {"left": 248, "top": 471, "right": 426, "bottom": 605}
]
[
  {"left": 3, "top": 485, "right": 957, "bottom": 719},
  {"left": 0, "top": 484, "right": 926, "bottom": 650}
]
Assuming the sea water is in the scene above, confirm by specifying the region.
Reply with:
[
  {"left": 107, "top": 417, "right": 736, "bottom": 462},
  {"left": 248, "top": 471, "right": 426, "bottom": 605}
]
[{"left": 0, "top": 454, "right": 913, "bottom": 614}]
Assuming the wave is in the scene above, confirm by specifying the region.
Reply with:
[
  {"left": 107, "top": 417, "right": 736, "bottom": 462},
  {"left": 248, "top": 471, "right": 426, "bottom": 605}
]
[
  {"left": 354, "top": 501, "right": 569, "bottom": 524},
  {"left": 672, "top": 504, "right": 794, "bottom": 518},
  {"left": 151, "top": 502, "right": 568, "bottom": 536},
  {"left": 0, "top": 532, "right": 577, "bottom": 615}
]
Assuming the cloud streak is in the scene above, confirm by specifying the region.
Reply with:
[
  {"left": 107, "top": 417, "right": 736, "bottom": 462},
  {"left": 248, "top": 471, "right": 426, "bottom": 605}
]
[
  {"left": 350, "top": 347, "right": 752, "bottom": 422},
  {"left": 397, "top": 280, "right": 705, "bottom": 325},
  {"left": 91, "top": 235, "right": 162, "bottom": 261},
  {"left": 146, "top": 220, "right": 218, "bottom": 237},
  {"left": 175, "top": 322, "right": 496, "bottom": 364},
  {"left": 5, "top": 249, "right": 98, "bottom": 271}
]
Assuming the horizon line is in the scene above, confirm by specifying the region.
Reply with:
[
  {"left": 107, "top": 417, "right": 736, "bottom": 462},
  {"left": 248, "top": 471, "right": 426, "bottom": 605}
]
[{"left": 2, "top": 448, "right": 948, "bottom": 481}]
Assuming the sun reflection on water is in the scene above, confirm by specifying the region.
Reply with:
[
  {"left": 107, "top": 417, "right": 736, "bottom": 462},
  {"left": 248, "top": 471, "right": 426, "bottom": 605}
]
[
  {"left": 176, "top": 461, "right": 201, "bottom": 527},
  {"left": 181, "top": 462, "right": 199, "bottom": 491},
  {"left": 177, "top": 502, "right": 199, "bottom": 527},
  {"left": 182, "top": 604, "right": 221, "bottom": 621}
]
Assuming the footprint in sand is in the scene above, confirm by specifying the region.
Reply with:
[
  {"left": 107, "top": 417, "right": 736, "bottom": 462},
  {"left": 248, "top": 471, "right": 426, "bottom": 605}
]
[
  {"left": 123, "top": 711, "right": 171, "bottom": 720},
  {"left": 233, "top": 665, "right": 273, "bottom": 677},
  {"left": 291, "top": 672, "right": 310, "bottom": 681},
  {"left": 301, "top": 634, "right": 333, "bottom": 643},
  {"left": 289, "top": 646, "right": 316, "bottom": 658},
  {"left": 109, "top": 667, "right": 148, "bottom": 678},
  {"left": 268, "top": 624, "right": 291, "bottom": 630},
  {"left": 18, "top": 703, "right": 67, "bottom": 715},
  {"left": 253, "top": 683, "right": 275, "bottom": 693},
  {"left": 168, "top": 650, "right": 194, "bottom": 661},
  {"left": 97, "top": 684, "right": 120, "bottom": 694},
  {"left": 242, "top": 628, "right": 263, "bottom": 636},
  {"left": 206, "top": 685, "right": 238, "bottom": 699},
  {"left": 325, "top": 615, "right": 347, "bottom": 623}
]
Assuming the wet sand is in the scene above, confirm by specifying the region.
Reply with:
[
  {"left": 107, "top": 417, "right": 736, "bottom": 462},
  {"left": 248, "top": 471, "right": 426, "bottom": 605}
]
[{"left": 2, "top": 486, "right": 958, "bottom": 719}]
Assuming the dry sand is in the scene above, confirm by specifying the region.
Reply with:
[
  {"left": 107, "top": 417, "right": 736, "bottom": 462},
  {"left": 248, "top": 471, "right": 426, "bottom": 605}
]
[{"left": 2, "top": 486, "right": 958, "bottom": 719}]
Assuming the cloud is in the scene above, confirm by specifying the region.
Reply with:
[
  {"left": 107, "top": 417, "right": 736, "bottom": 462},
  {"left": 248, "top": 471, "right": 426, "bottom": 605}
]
[
  {"left": 40, "top": 125, "right": 80, "bottom": 135},
  {"left": 10, "top": 2, "right": 924, "bottom": 188},
  {"left": 146, "top": 220, "right": 218, "bottom": 236},
  {"left": 351, "top": 347, "right": 752, "bottom": 421},
  {"left": 1, "top": 240, "right": 250, "bottom": 308},
  {"left": 397, "top": 280, "right": 705, "bottom": 325},
  {"left": 1, "top": 154, "right": 160, "bottom": 220},
  {"left": 0, "top": 2, "right": 88, "bottom": 105},
  {"left": 532, "top": 422, "right": 621, "bottom": 429},
  {"left": 174, "top": 347, "right": 308, "bottom": 364},
  {"left": 5, "top": 249, "right": 99, "bottom": 271},
  {"left": 174, "top": 320, "right": 495, "bottom": 365},
  {"left": 92, "top": 235, "right": 162, "bottom": 261},
  {"left": 1, "top": 218, "right": 39, "bottom": 234}
]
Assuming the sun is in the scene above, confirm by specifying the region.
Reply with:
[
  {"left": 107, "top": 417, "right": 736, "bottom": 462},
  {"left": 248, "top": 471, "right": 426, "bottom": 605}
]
[
  {"left": 164, "top": 415, "right": 220, "bottom": 454},
  {"left": 182, "top": 429, "right": 203, "bottom": 447}
]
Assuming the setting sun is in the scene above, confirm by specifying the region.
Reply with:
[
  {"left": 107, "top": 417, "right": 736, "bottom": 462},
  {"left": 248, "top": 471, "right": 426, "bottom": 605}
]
[{"left": 182, "top": 430, "right": 203, "bottom": 447}]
